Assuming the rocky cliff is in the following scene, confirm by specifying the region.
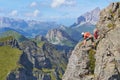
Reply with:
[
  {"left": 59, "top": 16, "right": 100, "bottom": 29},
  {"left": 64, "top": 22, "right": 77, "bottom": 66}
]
[
  {"left": 6, "top": 40, "right": 68, "bottom": 80},
  {"left": 62, "top": 41, "right": 95, "bottom": 80},
  {"left": 94, "top": 2, "right": 120, "bottom": 80},
  {"left": 71, "top": 7, "right": 100, "bottom": 28},
  {"left": 46, "top": 28, "right": 77, "bottom": 47},
  {"left": 0, "top": 36, "right": 19, "bottom": 48},
  {"left": 63, "top": 2, "right": 120, "bottom": 80}
]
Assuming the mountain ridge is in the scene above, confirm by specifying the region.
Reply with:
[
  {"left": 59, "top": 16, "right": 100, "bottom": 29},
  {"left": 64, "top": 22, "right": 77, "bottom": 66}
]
[
  {"left": 71, "top": 7, "right": 100, "bottom": 28},
  {"left": 63, "top": 2, "right": 120, "bottom": 80},
  {"left": 46, "top": 28, "right": 77, "bottom": 47}
]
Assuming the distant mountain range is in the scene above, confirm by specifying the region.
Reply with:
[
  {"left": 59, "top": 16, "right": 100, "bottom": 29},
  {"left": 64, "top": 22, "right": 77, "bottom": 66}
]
[
  {"left": 0, "top": 17, "right": 60, "bottom": 37},
  {"left": 71, "top": 7, "right": 100, "bottom": 28}
]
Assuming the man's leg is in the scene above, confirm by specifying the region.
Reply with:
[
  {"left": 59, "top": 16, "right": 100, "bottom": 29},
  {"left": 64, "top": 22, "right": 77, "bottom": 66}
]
[
  {"left": 90, "top": 37, "right": 95, "bottom": 46},
  {"left": 83, "top": 40, "right": 87, "bottom": 46}
]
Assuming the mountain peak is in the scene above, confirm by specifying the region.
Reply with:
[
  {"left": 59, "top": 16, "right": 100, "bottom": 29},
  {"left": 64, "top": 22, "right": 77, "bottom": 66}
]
[
  {"left": 46, "top": 28, "right": 76, "bottom": 46},
  {"left": 71, "top": 7, "right": 100, "bottom": 28},
  {"left": 93, "top": 7, "right": 100, "bottom": 11}
]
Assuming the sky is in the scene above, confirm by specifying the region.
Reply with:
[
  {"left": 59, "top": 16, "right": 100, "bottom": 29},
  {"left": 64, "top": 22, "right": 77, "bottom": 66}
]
[{"left": 0, "top": 0, "right": 119, "bottom": 26}]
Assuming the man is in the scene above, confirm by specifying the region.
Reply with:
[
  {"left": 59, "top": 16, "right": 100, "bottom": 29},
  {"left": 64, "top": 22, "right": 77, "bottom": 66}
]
[
  {"left": 81, "top": 32, "right": 94, "bottom": 47},
  {"left": 93, "top": 28, "right": 99, "bottom": 39}
]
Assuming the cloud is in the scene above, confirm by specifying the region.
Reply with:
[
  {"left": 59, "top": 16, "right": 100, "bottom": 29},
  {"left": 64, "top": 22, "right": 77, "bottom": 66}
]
[
  {"left": 25, "top": 9, "right": 40, "bottom": 17},
  {"left": 9, "top": 10, "right": 18, "bottom": 16},
  {"left": 33, "top": 9, "right": 40, "bottom": 17},
  {"left": 65, "top": 0, "right": 76, "bottom": 5},
  {"left": 51, "top": 0, "right": 65, "bottom": 8},
  {"left": 51, "top": 0, "right": 76, "bottom": 8},
  {"left": 30, "top": 2, "right": 37, "bottom": 7}
]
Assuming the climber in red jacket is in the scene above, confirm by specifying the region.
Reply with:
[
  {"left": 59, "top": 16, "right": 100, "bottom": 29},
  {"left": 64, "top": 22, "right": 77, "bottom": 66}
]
[
  {"left": 81, "top": 32, "right": 94, "bottom": 47},
  {"left": 93, "top": 28, "right": 99, "bottom": 39}
]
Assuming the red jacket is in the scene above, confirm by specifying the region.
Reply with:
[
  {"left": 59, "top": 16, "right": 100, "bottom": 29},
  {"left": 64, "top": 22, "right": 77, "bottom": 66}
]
[
  {"left": 94, "top": 30, "right": 98, "bottom": 39},
  {"left": 84, "top": 32, "right": 91, "bottom": 39}
]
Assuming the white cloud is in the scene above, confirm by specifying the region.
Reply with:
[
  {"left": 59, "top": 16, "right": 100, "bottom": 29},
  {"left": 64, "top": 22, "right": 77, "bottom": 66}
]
[
  {"left": 33, "top": 9, "right": 40, "bottom": 17},
  {"left": 9, "top": 10, "right": 18, "bottom": 16},
  {"left": 51, "top": 0, "right": 65, "bottom": 8},
  {"left": 51, "top": 0, "right": 76, "bottom": 8},
  {"left": 25, "top": 9, "right": 40, "bottom": 17},
  {"left": 30, "top": 2, "right": 37, "bottom": 7}
]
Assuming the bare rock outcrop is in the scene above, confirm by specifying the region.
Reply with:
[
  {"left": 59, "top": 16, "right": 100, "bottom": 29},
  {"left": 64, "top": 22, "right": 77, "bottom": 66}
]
[
  {"left": 62, "top": 41, "right": 95, "bottom": 80},
  {"left": 94, "top": 2, "right": 120, "bottom": 80},
  {"left": 63, "top": 2, "right": 120, "bottom": 80}
]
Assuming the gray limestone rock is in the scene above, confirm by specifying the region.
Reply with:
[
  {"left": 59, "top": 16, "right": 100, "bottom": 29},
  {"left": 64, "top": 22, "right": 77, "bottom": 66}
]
[{"left": 63, "top": 2, "right": 120, "bottom": 80}]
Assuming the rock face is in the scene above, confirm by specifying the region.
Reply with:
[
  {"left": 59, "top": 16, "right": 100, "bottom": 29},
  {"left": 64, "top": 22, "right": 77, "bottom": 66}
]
[
  {"left": 62, "top": 41, "right": 94, "bottom": 80},
  {"left": 71, "top": 7, "right": 100, "bottom": 27},
  {"left": 94, "top": 2, "right": 120, "bottom": 80},
  {"left": 0, "top": 37, "right": 19, "bottom": 48},
  {"left": 46, "top": 28, "right": 76, "bottom": 46},
  {"left": 59, "top": 26, "right": 81, "bottom": 42},
  {"left": 35, "top": 35, "right": 47, "bottom": 42},
  {"left": 6, "top": 40, "right": 67, "bottom": 80},
  {"left": 63, "top": 2, "right": 120, "bottom": 80}
]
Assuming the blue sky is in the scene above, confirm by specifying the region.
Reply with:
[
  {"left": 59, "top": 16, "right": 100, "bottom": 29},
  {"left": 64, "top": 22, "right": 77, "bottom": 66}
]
[{"left": 0, "top": 0, "right": 119, "bottom": 26}]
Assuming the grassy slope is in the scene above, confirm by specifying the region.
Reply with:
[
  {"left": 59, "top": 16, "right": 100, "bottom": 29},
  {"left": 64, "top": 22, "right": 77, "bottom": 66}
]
[
  {"left": 0, "top": 46, "right": 21, "bottom": 80},
  {"left": 0, "top": 30, "right": 28, "bottom": 42},
  {"left": 0, "top": 36, "right": 13, "bottom": 42}
]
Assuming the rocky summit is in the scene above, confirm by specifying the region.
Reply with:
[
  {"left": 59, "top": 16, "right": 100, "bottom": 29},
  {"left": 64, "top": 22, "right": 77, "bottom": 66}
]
[
  {"left": 46, "top": 28, "right": 76, "bottom": 47},
  {"left": 71, "top": 7, "right": 100, "bottom": 28},
  {"left": 63, "top": 2, "right": 120, "bottom": 80}
]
